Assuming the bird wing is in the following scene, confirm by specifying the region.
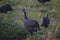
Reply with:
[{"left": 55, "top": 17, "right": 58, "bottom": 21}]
[
  {"left": 24, "top": 19, "right": 40, "bottom": 31},
  {"left": 42, "top": 17, "right": 50, "bottom": 25},
  {"left": 31, "top": 20, "right": 40, "bottom": 30}
]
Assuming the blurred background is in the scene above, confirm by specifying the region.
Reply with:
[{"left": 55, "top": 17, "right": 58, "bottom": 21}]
[{"left": 0, "top": 0, "right": 60, "bottom": 40}]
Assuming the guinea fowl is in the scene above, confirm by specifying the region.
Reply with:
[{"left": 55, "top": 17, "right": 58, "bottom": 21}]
[
  {"left": 0, "top": 4, "right": 13, "bottom": 13},
  {"left": 41, "top": 13, "right": 50, "bottom": 28},
  {"left": 37, "top": 0, "right": 50, "bottom": 3},
  {"left": 22, "top": 9, "right": 41, "bottom": 36}
]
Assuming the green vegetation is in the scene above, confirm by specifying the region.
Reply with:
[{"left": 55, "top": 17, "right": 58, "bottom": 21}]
[{"left": 0, "top": 0, "right": 60, "bottom": 40}]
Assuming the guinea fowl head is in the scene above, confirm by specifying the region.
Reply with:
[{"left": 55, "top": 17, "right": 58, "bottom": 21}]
[
  {"left": 22, "top": 8, "right": 28, "bottom": 19},
  {"left": 46, "top": 12, "right": 49, "bottom": 16},
  {"left": 44, "top": 12, "right": 49, "bottom": 18},
  {"left": 22, "top": 9, "right": 27, "bottom": 14}
]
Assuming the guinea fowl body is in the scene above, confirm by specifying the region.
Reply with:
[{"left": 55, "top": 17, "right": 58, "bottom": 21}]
[
  {"left": 24, "top": 19, "right": 40, "bottom": 31},
  {"left": 23, "top": 9, "right": 40, "bottom": 36},
  {"left": 37, "top": 0, "right": 50, "bottom": 3},
  {"left": 0, "top": 4, "right": 13, "bottom": 13},
  {"left": 41, "top": 14, "right": 50, "bottom": 28}
]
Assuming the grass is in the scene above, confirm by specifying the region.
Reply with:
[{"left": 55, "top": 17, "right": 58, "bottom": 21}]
[{"left": 0, "top": 0, "right": 60, "bottom": 40}]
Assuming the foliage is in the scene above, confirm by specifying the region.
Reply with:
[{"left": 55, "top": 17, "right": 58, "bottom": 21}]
[
  {"left": 0, "top": 0, "right": 60, "bottom": 40},
  {"left": 0, "top": 13, "right": 28, "bottom": 39}
]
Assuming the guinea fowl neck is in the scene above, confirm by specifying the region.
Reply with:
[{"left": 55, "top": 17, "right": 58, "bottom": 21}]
[
  {"left": 46, "top": 14, "right": 48, "bottom": 18},
  {"left": 45, "top": 12, "right": 48, "bottom": 18},
  {"left": 23, "top": 11, "right": 28, "bottom": 19}
]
